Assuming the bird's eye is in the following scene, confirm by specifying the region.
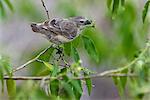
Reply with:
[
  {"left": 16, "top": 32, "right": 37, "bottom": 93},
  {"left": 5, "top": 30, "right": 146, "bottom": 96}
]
[{"left": 80, "top": 20, "right": 84, "bottom": 23}]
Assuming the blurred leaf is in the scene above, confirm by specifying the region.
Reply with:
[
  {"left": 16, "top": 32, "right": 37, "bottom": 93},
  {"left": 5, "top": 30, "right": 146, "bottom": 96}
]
[
  {"left": 61, "top": 81, "right": 75, "bottom": 98},
  {"left": 64, "top": 42, "right": 71, "bottom": 56},
  {"left": 84, "top": 72, "right": 92, "bottom": 95},
  {"left": 112, "top": 0, "right": 119, "bottom": 16},
  {"left": 0, "top": 55, "right": 12, "bottom": 75},
  {"left": 6, "top": 79, "right": 16, "bottom": 98},
  {"left": 51, "top": 64, "right": 59, "bottom": 77},
  {"left": 112, "top": 69, "right": 128, "bottom": 98},
  {"left": 39, "top": 47, "right": 54, "bottom": 62},
  {"left": 4, "top": 0, "right": 14, "bottom": 12},
  {"left": 107, "top": 0, "right": 112, "bottom": 10},
  {"left": 37, "top": 68, "right": 51, "bottom": 76},
  {"left": 142, "top": 0, "right": 150, "bottom": 23},
  {"left": 0, "top": 70, "right": 4, "bottom": 93},
  {"left": 50, "top": 79, "right": 59, "bottom": 96},
  {"left": 72, "top": 36, "right": 81, "bottom": 47},
  {"left": 0, "top": 1, "right": 6, "bottom": 19},
  {"left": 43, "top": 62, "right": 53, "bottom": 71},
  {"left": 71, "top": 46, "right": 80, "bottom": 63},
  {"left": 121, "top": 0, "right": 125, "bottom": 7},
  {"left": 70, "top": 80, "right": 82, "bottom": 94},
  {"left": 82, "top": 35, "right": 99, "bottom": 62},
  {"left": 71, "top": 79, "right": 82, "bottom": 99}
]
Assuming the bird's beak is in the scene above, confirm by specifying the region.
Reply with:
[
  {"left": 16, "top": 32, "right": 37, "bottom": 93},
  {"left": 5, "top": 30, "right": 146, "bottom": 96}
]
[
  {"left": 85, "top": 20, "right": 95, "bottom": 28},
  {"left": 84, "top": 20, "right": 92, "bottom": 25}
]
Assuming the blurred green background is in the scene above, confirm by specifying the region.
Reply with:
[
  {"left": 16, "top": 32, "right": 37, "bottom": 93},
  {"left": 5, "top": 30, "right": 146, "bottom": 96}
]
[{"left": 0, "top": 0, "right": 150, "bottom": 99}]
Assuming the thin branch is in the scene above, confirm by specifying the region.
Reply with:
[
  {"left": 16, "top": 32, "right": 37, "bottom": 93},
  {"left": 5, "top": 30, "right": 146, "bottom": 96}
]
[
  {"left": 3, "top": 74, "right": 137, "bottom": 80},
  {"left": 11, "top": 45, "right": 53, "bottom": 74},
  {"left": 40, "top": 0, "right": 50, "bottom": 19}
]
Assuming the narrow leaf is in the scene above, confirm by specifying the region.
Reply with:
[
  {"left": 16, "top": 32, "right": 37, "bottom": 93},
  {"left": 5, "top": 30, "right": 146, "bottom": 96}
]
[
  {"left": 112, "top": 69, "right": 128, "bottom": 98},
  {"left": 107, "top": 0, "right": 112, "bottom": 10},
  {"left": 142, "top": 0, "right": 150, "bottom": 23},
  {"left": 37, "top": 68, "right": 51, "bottom": 76},
  {"left": 84, "top": 72, "right": 92, "bottom": 95},
  {"left": 4, "top": 0, "right": 14, "bottom": 12},
  {"left": 0, "top": 71, "right": 4, "bottom": 93},
  {"left": 112, "top": 0, "right": 119, "bottom": 14},
  {"left": 61, "top": 81, "right": 75, "bottom": 98},
  {"left": 121, "top": 0, "right": 125, "bottom": 7},
  {"left": 39, "top": 47, "right": 54, "bottom": 62},
  {"left": 82, "top": 36, "right": 99, "bottom": 62},
  {"left": 70, "top": 80, "right": 82, "bottom": 94},
  {"left": 51, "top": 64, "right": 59, "bottom": 77},
  {"left": 43, "top": 62, "right": 53, "bottom": 71},
  {"left": 0, "top": 1, "right": 6, "bottom": 18},
  {"left": 64, "top": 42, "right": 71, "bottom": 56},
  {"left": 71, "top": 46, "right": 80, "bottom": 63},
  {"left": 50, "top": 79, "right": 59, "bottom": 96},
  {"left": 6, "top": 79, "right": 16, "bottom": 98},
  {"left": 72, "top": 36, "right": 81, "bottom": 47}
]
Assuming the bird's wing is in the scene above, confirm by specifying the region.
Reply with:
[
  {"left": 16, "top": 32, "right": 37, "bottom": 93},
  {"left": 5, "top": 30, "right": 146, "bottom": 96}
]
[{"left": 59, "top": 20, "right": 78, "bottom": 39}]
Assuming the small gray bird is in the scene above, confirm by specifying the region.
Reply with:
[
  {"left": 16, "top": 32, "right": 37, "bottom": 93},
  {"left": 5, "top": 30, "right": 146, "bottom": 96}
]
[{"left": 31, "top": 16, "right": 93, "bottom": 45}]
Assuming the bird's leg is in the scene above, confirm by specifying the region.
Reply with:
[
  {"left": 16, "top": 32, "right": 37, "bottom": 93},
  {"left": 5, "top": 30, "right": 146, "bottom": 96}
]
[
  {"left": 55, "top": 46, "right": 70, "bottom": 67},
  {"left": 55, "top": 46, "right": 63, "bottom": 61}
]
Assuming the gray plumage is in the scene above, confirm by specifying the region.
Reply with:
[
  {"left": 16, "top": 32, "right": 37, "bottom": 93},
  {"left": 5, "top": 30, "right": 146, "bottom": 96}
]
[{"left": 31, "top": 16, "right": 92, "bottom": 45}]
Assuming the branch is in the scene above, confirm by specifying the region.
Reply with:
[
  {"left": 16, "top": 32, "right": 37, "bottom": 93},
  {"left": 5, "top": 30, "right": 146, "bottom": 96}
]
[
  {"left": 3, "top": 74, "right": 137, "bottom": 80},
  {"left": 40, "top": 0, "right": 50, "bottom": 19},
  {"left": 11, "top": 45, "right": 53, "bottom": 74}
]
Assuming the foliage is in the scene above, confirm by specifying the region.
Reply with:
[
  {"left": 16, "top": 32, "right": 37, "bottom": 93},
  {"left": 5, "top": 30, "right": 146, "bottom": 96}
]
[
  {"left": 1, "top": 0, "right": 150, "bottom": 100},
  {"left": 0, "top": 0, "right": 13, "bottom": 19}
]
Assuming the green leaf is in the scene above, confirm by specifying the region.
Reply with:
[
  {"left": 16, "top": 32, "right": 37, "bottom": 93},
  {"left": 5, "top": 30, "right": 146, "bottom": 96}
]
[
  {"left": 39, "top": 47, "right": 54, "bottom": 62},
  {"left": 112, "top": 0, "right": 119, "bottom": 14},
  {"left": 0, "top": 71, "right": 4, "bottom": 93},
  {"left": 43, "top": 62, "right": 53, "bottom": 71},
  {"left": 71, "top": 46, "right": 80, "bottom": 63},
  {"left": 71, "top": 80, "right": 82, "bottom": 99},
  {"left": 50, "top": 79, "right": 59, "bottom": 96},
  {"left": 84, "top": 72, "right": 92, "bottom": 95},
  {"left": 72, "top": 36, "right": 81, "bottom": 47},
  {"left": 61, "top": 81, "right": 75, "bottom": 98},
  {"left": 82, "top": 36, "right": 99, "bottom": 62},
  {"left": 121, "top": 0, "right": 125, "bottom": 7},
  {"left": 70, "top": 80, "right": 82, "bottom": 94},
  {"left": 4, "top": 0, "right": 14, "bottom": 12},
  {"left": 142, "top": 0, "right": 150, "bottom": 23},
  {"left": 2, "top": 58, "right": 12, "bottom": 76},
  {"left": 0, "top": 1, "right": 6, "bottom": 19},
  {"left": 107, "top": 0, "right": 112, "bottom": 10},
  {"left": 51, "top": 64, "right": 59, "bottom": 77},
  {"left": 64, "top": 42, "right": 71, "bottom": 56},
  {"left": 37, "top": 68, "right": 51, "bottom": 76},
  {"left": 112, "top": 69, "right": 128, "bottom": 98},
  {"left": 6, "top": 79, "right": 16, "bottom": 98}
]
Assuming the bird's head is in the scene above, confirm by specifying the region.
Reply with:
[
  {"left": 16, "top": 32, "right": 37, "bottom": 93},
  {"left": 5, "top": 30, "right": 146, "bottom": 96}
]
[{"left": 70, "top": 16, "right": 94, "bottom": 29}]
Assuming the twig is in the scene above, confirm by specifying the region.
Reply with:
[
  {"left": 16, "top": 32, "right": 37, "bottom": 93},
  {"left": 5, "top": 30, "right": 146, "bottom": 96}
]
[
  {"left": 40, "top": 0, "right": 50, "bottom": 19},
  {"left": 3, "top": 74, "right": 137, "bottom": 80},
  {"left": 11, "top": 45, "right": 53, "bottom": 74}
]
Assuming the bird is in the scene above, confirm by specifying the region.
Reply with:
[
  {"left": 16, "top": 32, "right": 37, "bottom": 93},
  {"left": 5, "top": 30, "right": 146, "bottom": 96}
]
[{"left": 31, "top": 16, "right": 93, "bottom": 45}]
